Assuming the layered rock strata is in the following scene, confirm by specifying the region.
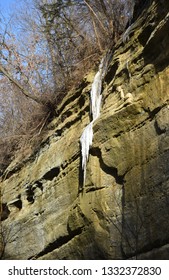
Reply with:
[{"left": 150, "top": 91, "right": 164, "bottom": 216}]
[{"left": 1, "top": 0, "right": 169, "bottom": 259}]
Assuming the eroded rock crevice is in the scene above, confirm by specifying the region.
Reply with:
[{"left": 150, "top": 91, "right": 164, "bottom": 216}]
[
  {"left": 42, "top": 167, "right": 60, "bottom": 181},
  {"left": 30, "top": 227, "right": 83, "bottom": 260},
  {"left": 90, "top": 147, "right": 125, "bottom": 185},
  {"left": 0, "top": 203, "right": 10, "bottom": 221}
]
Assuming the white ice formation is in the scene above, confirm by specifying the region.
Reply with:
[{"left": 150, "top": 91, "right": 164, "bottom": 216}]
[
  {"left": 80, "top": 52, "right": 111, "bottom": 185},
  {"left": 80, "top": 121, "right": 93, "bottom": 183}
]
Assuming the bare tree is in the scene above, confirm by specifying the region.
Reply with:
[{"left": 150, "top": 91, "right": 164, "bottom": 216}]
[
  {"left": 0, "top": 0, "right": 135, "bottom": 172},
  {"left": 107, "top": 185, "right": 144, "bottom": 259}
]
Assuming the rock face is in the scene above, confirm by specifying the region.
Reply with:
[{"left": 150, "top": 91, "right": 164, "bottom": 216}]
[{"left": 1, "top": 0, "right": 169, "bottom": 260}]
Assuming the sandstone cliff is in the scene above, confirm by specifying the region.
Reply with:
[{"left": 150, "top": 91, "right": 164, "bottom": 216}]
[{"left": 1, "top": 0, "right": 169, "bottom": 259}]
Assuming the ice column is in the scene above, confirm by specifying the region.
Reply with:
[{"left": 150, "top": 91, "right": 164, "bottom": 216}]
[
  {"left": 80, "top": 52, "right": 111, "bottom": 185},
  {"left": 80, "top": 122, "right": 93, "bottom": 183}
]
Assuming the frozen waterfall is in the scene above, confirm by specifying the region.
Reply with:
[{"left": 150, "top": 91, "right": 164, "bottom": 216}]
[
  {"left": 80, "top": 121, "right": 93, "bottom": 183},
  {"left": 80, "top": 52, "right": 111, "bottom": 186}
]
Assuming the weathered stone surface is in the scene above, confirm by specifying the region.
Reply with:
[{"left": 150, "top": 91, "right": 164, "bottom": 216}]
[{"left": 1, "top": 0, "right": 169, "bottom": 259}]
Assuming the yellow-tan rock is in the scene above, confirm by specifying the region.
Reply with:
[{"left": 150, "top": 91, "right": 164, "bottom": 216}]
[{"left": 1, "top": 0, "right": 169, "bottom": 259}]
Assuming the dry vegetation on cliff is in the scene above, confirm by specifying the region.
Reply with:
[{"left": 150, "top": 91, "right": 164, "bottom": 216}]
[{"left": 0, "top": 0, "right": 135, "bottom": 173}]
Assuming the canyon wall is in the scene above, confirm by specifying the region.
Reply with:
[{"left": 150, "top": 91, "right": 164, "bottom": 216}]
[{"left": 1, "top": 0, "right": 169, "bottom": 259}]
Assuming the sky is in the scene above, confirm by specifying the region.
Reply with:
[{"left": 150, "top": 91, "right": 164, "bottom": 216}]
[
  {"left": 0, "top": 0, "right": 17, "bottom": 17},
  {"left": 0, "top": 0, "right": 15, "bottom": 8}
]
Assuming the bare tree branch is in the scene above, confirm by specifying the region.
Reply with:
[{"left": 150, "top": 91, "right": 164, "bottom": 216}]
[{"left": 0, "top": 64, "right": 43, "bottom": 105}]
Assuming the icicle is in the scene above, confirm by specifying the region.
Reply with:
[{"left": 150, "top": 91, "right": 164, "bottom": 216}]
[
  {"left": 80, "top": 51, "right": 111, "bottom": 187},
  {"left": 80, "top": 122, "right": 93, "bottom": 183},
  {"left": 90, "top": 68, "right": 102, "bottom": 121},
  {"left": 90, "top": 54, "right": 110, "bottom": 121}
]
